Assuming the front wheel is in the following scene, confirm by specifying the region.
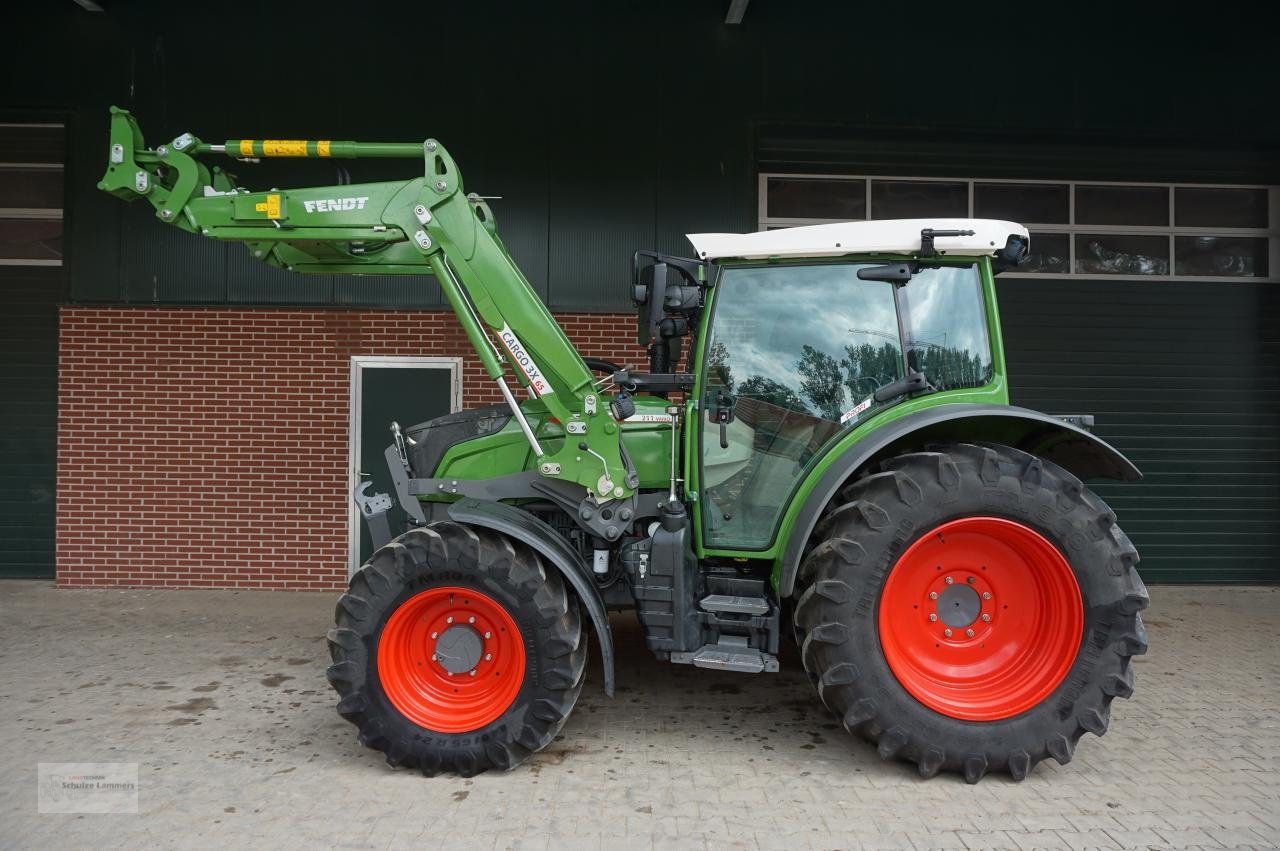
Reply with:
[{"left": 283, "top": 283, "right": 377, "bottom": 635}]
[
  {"left": 326, "top": 522, "right": 586, "bottom": 776},
  {"left": 794, "top": 442, "right": 1148, "bottom": 782}
]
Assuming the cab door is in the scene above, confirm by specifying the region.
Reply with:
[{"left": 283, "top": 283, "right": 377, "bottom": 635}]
[
  {"left": 695, "top": 260, "right": 996, "bottom": 554},
  {"left": 696, "top": 263, "right": 904, "bottom": 552}
]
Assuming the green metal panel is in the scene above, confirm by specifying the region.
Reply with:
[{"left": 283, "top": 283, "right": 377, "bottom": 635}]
[
  {"left": 755, "top": 124, "right": 1280, "bottom": 186},
  {"left": 0, "top": 269, "right": 61, "bottom": 578},
  {"left": 547, "top": 166, "right": 655, "bottom": 311},
  {"left": 332, "top": 274, "right": 441, "bottom": 309},
  {"left": 225, "top": 249, "right": 337, "bottom": 305},
  {"left": 11, "top": 1, "right": 1277, "bottom": 310},
  {"left": 118, "top": 202, "right": 226, "bottom": 302},
  {"left": 63, "top": 160, "right": 120, "bottom": 302},
  {"left": 4, "top": 0, "right": 1277, "bottom": 587},
  {"left": 998, "top": 277, "right": 1280, "bottom": 583}
]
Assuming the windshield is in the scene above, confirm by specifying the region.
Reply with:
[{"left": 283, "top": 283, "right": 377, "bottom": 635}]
[{"left": 700, "top": 261, "right": 991, "bottom": 550}]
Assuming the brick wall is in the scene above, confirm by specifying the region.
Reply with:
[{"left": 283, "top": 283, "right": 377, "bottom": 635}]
[{"left": 56, "top": 307, "right": 645, "bottom": 590}]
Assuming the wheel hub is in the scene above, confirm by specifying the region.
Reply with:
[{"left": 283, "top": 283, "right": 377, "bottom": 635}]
[
  {"left": 936, "top": 582, "right": 983, "bottom": 628},
  {"left": 435, "top": 625, "right": 484, "bottom": 674}
]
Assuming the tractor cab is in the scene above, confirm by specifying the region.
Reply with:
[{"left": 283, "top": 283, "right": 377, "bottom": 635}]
[{"left": 631, "top": 219, "right": 1029, "bottom": 553}]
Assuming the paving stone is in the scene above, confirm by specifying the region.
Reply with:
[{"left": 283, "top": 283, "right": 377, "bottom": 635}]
[
  {"left": 956, "top": 830, "right": 1022, "bottom": 849},
  {"left": 1003, "top": 829, "right": 1072, "bottom": 850}
]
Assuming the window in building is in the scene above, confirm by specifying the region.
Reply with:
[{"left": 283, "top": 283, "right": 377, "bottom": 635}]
[
  {"left": 1075, "top": 185, "right": 1169, "bottom": 227},
  {"left": 0, "top": 123, "right": 65, "bottom": 267},
  {"left": 974, "top": 182, "right": 1070, "bottom": 224},
  {"left": 870, "top": 180, "right": 968, "bottom": 219},
  {"left": 765, "top": 177, "right": 866, "bottom": 220},
  {"left": 759, "top": 173, "right": 1278, "bottom": 282}
]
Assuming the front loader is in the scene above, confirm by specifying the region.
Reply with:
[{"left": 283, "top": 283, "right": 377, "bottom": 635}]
[{"left": 100, "top": 107, "right": 1149, "bottom": 782}]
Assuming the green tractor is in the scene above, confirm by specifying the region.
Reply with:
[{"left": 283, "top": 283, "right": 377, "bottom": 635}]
[{"left": 100, "top": 108, "right": 1148, "bottom": 782}]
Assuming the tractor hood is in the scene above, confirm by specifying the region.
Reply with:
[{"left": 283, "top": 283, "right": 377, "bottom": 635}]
[{"left": 686, "top": 218, "right": 1030, "bottom": 261}]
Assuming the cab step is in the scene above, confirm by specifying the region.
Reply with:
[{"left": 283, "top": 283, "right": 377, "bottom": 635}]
[
  {"left": 677, "top": 636, "right": 780, "bottom": 673},
  {"left": 699, "top": 594, "right": 770, "bottom": 615}
]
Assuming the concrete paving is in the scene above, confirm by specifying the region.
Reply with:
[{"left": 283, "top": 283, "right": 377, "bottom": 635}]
[{"left": 0, "top": 581, "right": 1276, "bottom": 850}]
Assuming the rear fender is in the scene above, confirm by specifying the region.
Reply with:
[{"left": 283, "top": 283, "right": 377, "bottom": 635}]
[
  {"left": 776, "top": 404, "right": 1141, "bottom": 598},
  {"left": 446, "top": 497, "right": 615, "bottom": 697}
]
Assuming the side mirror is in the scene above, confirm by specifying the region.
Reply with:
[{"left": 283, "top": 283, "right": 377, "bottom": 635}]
[
  {"left": 641, "top": 262, "right": 669, "bottom": 345},
  {"left": 632, "top": 258, "right": 669, "bottom": 345}
]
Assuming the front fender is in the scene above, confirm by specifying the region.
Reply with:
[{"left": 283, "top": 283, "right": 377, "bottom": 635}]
[
  {"left": 446, "top": 497, "right": 615, "bottom": 697},
  {"left": 776, "top": 404, "right": 1141, "bottom": 598}
]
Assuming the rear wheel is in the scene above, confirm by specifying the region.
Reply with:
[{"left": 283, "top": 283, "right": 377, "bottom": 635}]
[
  {"left": 794, "top": 442, "right": 1148, "bottom": 782},
  {"left": 326, "top": 522, "right": 586, "bottom": 776}
]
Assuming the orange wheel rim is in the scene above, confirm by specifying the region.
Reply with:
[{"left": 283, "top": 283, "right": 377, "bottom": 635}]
[
  {"left": 376, "top": 586, "right": 525, "bottom": 733},
  {"left": 877, "top": 517, "right": 1083, "bottom": 721}
]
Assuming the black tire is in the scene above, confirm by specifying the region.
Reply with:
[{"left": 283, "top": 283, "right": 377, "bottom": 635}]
[
  {"left": 326, "top": 521, "right": 586, "bottom": 776},
  {"left": 794, "top": 442, "right": 1148, "bottom": 783}
]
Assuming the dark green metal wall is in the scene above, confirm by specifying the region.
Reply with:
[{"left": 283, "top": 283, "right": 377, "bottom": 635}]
[
  {"left": 2, "top": 1, "right": 1278, "bottom": 582},
  {"left": 0, "top": 269, "right": 62, "bottom": 578},
  {"left": 8, "top": 1, "right": 1275, "bottom": 312},
  {"left": 998, "top": 278, "right": 1280, "bottom": 583}
]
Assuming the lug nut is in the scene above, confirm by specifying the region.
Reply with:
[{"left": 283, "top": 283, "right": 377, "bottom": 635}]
[
  {"left": 447, "top": 671, "right": 454, "bottom": 677},
  {"left": 468, "top": 616, "right": 475, "bottom": 624},
  {"left": 982, "top": 591, "right": 991, "bottom": 600},
  {"left": 430, "top": 654, "right": 437, "bottom": 661},
  {"left": 469, "top": 670, "right": 477, "bottom": 677},
  {"left": 928, "top": 614, "right": 938, "bottom": 622},
  {"left": 965, "top": 628, "right": 975, "bottom": 637},
  {"left": 982, "top": 613, "right": 991, "bottom": 622},
  {"left": 446, "top": 616, "right": 453, "bottom": 624},
  {"left": 929, "top": 591, "right": 938, "bottom": 600},
  {"left": 431, "top": 631, "right": 438, "bottom": 639},
  {"left": 967, "top": 576, "right": 976, "bottom": 584},
  {"left": 484, "top": 653, "right": 492, "bottom": 661},
  {"left": 944, "top": 628, "right": 953, "bottom": 637},
  {"left": 484, "top": 631, "right": 492, "bottom": 639},
  {"left": 944, "top": 576, "right": 954, "bottom": 585}
]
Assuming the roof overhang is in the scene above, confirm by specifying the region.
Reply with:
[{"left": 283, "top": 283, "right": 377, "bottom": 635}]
[{"left": 686, "top": 219, "right": 1030, "bottom": 261}]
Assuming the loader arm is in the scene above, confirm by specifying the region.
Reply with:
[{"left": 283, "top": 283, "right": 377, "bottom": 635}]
[{"left": 98, "top": 107, "right": 632, "bottom": 502}]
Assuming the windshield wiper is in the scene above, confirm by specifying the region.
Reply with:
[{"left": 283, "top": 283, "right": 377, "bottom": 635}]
[{"left": 874, "top": 370, "right": 934, "bottom": 403}]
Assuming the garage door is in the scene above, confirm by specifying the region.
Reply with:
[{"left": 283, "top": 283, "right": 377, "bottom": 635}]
[
  {"left": 0, "top": 270, "right": 60, "bottom": 578},
  {"left": 0, "top": 122, "right": 65, "bottom": 579},
  {"left": 998, "top": 277, "right": 1279, "bottom": 582},
  {"left": 760, "top": 174, "right": 1280, "bottom": 582}
]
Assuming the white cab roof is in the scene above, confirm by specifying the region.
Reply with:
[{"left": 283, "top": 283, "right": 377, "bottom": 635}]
[{"left": 686, "top": 219, "right": 1029, "bottom": 261}]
